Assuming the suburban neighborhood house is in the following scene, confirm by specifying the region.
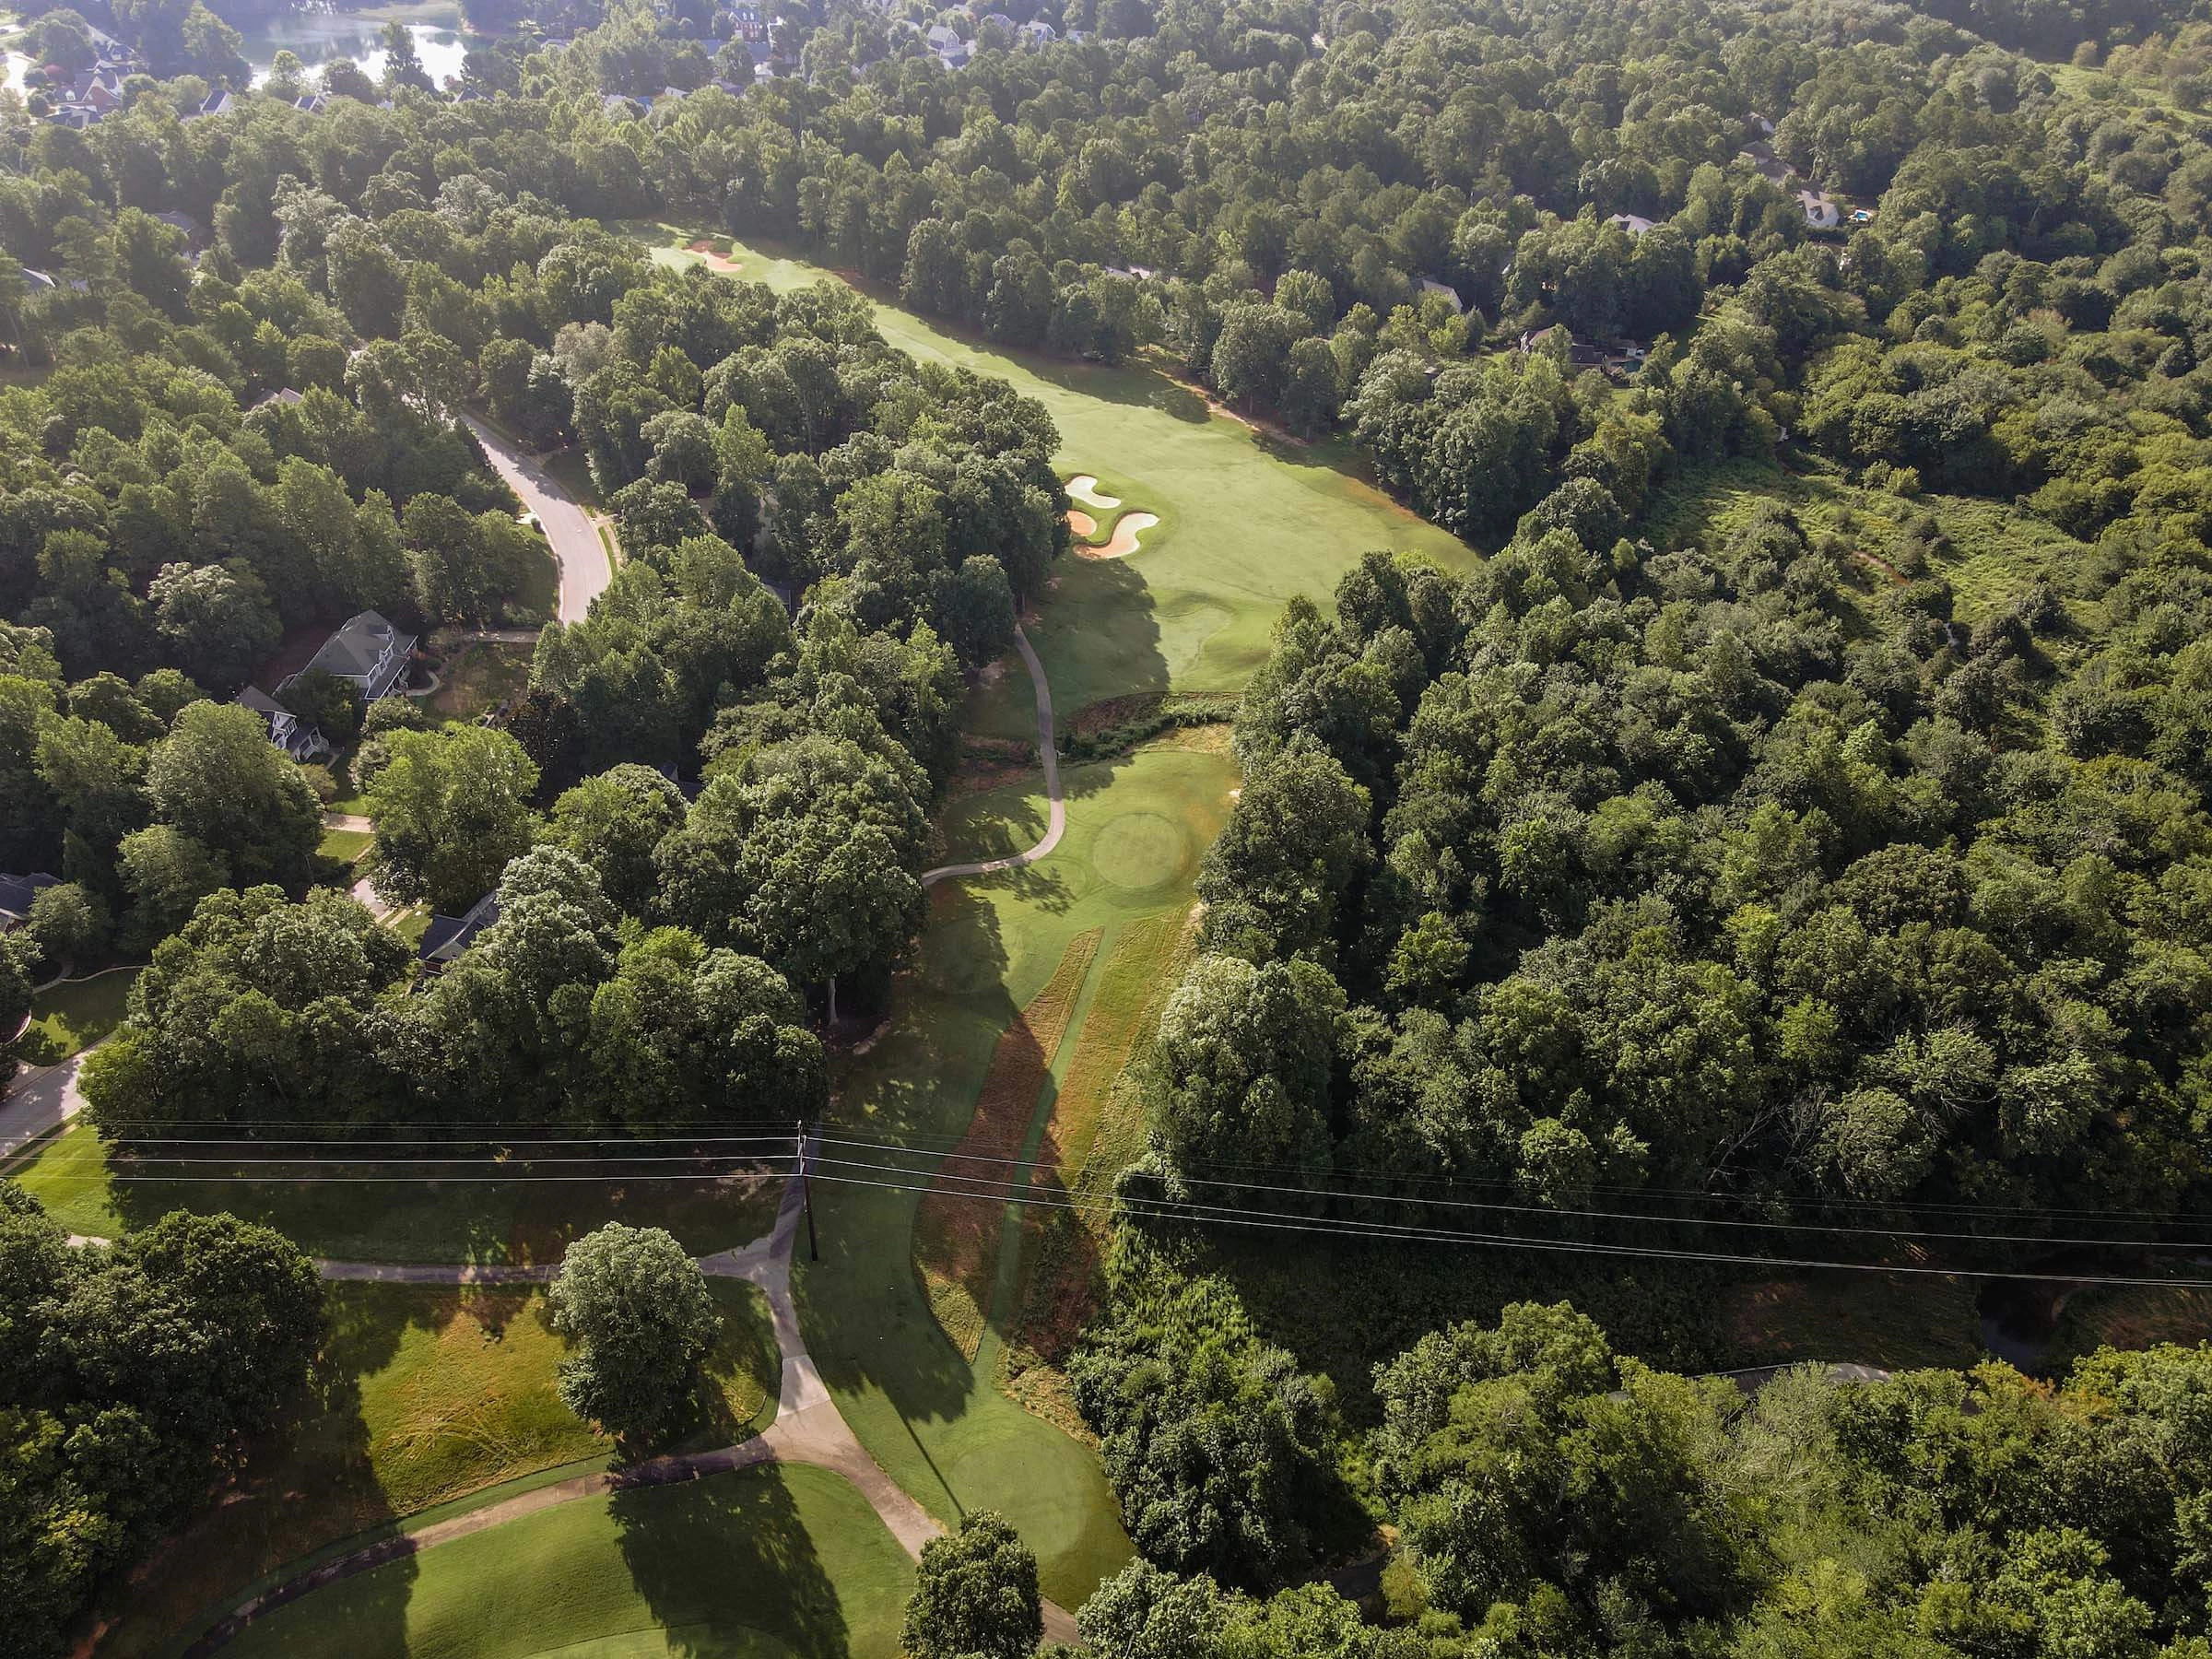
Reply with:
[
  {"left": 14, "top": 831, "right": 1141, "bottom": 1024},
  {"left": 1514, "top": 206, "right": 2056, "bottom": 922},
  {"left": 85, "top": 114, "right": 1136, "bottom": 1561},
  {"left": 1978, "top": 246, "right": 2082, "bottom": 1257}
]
[
  {"left": 236, "top": 610, "right": 417, "bottom": 760},
  {"left": 0, "top": 871, "right": 60, "bottom": 932},
  {"left": 234, "top": 687, "right": 334, "bottom": 763},
  {"left": 1798, "top": 189, "right": 1841, "bottom": 229},
  {"left": 279, "top": 611, "right": 418, "bottom": 702}
]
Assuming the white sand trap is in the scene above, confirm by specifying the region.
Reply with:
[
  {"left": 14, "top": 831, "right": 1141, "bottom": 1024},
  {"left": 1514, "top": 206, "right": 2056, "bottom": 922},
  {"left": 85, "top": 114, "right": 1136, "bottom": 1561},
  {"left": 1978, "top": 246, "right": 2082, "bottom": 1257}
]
[
  {"left": 1066, "top": 507, "right": 1097, "bottom": 537},
  {"left": 1066, "top": 475, "right": 1121, "bottom": 511},
  {"left": 1079, "top": 511, "right": 1159, "bottom": 559}
]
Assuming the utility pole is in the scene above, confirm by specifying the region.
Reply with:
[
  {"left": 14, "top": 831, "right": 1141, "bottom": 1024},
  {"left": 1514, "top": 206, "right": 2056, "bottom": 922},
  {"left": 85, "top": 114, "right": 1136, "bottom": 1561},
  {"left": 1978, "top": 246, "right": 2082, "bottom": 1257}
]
[{"left": 797, "top": 1117, "right": 818, "bottom": 1262}]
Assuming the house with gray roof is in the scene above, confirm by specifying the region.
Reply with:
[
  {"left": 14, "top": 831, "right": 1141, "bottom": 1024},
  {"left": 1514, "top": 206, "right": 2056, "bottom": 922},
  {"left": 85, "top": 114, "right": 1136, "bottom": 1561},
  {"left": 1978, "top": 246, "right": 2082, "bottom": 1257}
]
[
  {"left": 237, "top": 686, "right": 332, "bottom": 763},
  {"left": 278, "top": 611, "right": 416, "bottom": 702},
  {"left": 418, "top": 890, "right": 501, "bottom": 966},
  {"left": 0, "top": 872, "right": 59, "bottom": 931}
]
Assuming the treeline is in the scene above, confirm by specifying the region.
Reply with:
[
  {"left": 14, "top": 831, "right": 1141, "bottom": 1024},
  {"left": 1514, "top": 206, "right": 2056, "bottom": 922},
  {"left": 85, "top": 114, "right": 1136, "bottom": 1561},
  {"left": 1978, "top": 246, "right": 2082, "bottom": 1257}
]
[
  {"left": 1065, "top": 1300, "right": 2212, "bottom": 1659},
  {"left": 1, "top": 1183, "right": 323, "bottom": 1659}
]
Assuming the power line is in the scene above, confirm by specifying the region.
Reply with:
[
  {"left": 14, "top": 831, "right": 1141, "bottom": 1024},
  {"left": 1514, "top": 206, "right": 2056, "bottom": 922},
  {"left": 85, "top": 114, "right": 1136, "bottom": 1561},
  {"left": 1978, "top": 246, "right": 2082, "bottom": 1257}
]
[
  {"left": 57, "top": 1130, "right": 2212, "bottom": 1252},
  {"left": 39, "top": 1146, "right": 2212, "bottom": 1288}
]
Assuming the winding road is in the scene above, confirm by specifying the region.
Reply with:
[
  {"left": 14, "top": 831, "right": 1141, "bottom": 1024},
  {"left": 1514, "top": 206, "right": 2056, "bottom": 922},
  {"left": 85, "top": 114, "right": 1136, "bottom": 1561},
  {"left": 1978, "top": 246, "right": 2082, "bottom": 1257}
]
[
  {"left": 922, "top": 626, "right": 1065, "bottom": 886},
  {"left": 191, "top": 1139, "right": 1083, "bottom": 1652},
  {"left": 463, "top": 416, "right": 613, "bottom": 625}
]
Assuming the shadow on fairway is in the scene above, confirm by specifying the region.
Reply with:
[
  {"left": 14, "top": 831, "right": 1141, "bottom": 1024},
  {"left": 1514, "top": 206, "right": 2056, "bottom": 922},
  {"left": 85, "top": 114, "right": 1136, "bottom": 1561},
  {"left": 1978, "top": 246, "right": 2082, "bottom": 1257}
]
[{"left": 609, "top": 1465, "right": 848, "bottom": 1656}]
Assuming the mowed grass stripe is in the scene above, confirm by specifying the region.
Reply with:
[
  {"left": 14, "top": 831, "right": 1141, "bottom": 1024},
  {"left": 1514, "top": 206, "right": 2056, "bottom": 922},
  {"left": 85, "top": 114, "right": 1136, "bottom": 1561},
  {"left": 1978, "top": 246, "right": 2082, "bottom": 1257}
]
[
  {"left": 912, "top": 928, "right": 1102, "bottom": 1359},
  {"left": 1003, "top": 912, "right": 1199, "bottom": 1436}
]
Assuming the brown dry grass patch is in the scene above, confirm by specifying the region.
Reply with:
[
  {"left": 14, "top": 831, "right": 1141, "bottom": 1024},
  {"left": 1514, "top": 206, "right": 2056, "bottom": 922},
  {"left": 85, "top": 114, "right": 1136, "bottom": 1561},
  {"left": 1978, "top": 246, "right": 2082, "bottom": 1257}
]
[{"left": 914, "top": 928, "right": 1102, "bottom": 1359}]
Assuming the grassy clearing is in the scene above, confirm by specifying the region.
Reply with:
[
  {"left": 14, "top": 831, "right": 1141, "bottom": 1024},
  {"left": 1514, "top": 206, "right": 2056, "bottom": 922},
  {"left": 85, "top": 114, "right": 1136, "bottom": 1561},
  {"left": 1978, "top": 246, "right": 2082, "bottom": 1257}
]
[
  {"left": 319, "top": 826, "right": 373, "bottom": 863},
  {"left": 425, "top": 639, "right": 533, "bottom": 725},
  {"left": 797, "top": 735, "right": 1237, "bottom": 1608},
  {"left": 913, "top": 928, "right": 1100, "bottom": 1359},
  {"left": 12, "top": 969, "right": 137, "bottom": 1065},
  {"left": 1644, "top": 454, "right": 2100, "bottom": 627},
  {"left": 217, "top": 1462, "right": 913, "bottom": 1659},
  {"left": 632, "top": 223, "right": 1475, "bottom": 735},
  {"left": 13, "top": 1121, "right": 783, "bottom": 1264},
  {"left": 2044, "top": 1281, "right": 2212, "bottom": 1372},
  {"left": 107, "top": 1278, "right": 783, "bottom": 1658}
]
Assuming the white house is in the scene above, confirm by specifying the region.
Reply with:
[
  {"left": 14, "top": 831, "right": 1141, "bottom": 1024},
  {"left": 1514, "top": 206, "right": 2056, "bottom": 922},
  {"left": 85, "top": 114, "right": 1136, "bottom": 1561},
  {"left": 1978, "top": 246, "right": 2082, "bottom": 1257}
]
[
  {"left": 236, "top": 687, "right": 332, "bottom": 763},
  {"left": 1418, "top": 276, "right": 1465, "bottom": 313},
  {"left": 1605, "top": 212, "right": 1656, "bottom": 237},
  {"left": 1797, "top": 190, "right": 1841, "bottom": 230},
  {"left": 278, "top": 611, "right": 417, "bottom": 702}
]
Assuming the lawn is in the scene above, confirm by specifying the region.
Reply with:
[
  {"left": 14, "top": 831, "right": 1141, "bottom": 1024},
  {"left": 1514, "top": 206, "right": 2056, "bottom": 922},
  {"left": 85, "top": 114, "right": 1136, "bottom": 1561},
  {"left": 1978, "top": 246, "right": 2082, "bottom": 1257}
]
[
  {"left": 215, "top": 1462, "right": 911, "bottom": 1659},
  {"left": 319, "top": 826, "right": 373, "bottom": 864},
  {"left": 794, "top": 731, "right": 1238, "bottom": 1610},
  {"left": 105, "top": 1277, "right": 782, "bottom": 1658},
  {"left": 13, "top": 1120, "right": 786, "bottom": 1264},
  {"left": 11, "top": 968, "right": 137, "bottom": 1065},
  {"left": 632, "top": 224, "right": 1476, "bottom": 736}
]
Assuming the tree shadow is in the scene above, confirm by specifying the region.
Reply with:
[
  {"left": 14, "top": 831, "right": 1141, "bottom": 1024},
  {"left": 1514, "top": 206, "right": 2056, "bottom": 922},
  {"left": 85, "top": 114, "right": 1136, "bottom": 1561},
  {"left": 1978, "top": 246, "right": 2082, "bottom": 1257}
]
[
  {"left": 165, "top": 1285, "right": 445, "bottom": 1656},
  {"left": 607, "top": 1465, "right": 849, "bottom": 1657}
]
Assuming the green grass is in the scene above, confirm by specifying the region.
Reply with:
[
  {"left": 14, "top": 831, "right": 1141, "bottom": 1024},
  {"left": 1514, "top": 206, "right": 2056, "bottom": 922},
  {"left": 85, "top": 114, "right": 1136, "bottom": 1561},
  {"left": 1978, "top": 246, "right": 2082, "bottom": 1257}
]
[
  {"left": 319, "top": 827, "right": 373, "bottom": 863},
  {"left": 104, "top": 1279, "right": 784, "bottom": 1657},
  {"left": 795, "top": 732, "right": 1238, "bottom": 1610},
  {"left": 216, "top": 1462, "right": 913, "bottom": 1659},
  {"left": 631, "top": 223, "right": 1476, "bottom": 735},
  {"left": 13, "top": 1121, "right": 784, "bottom": 1264},
  {"left": 12, "top": 968, "right": 136, "bottom": 1065}
]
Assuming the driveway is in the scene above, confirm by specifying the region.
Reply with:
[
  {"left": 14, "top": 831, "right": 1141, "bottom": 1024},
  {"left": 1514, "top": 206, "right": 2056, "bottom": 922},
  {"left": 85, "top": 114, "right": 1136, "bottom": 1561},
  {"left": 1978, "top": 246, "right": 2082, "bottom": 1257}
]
[{"left": 464, "top": 417, "right": 612, "bottom": 625}]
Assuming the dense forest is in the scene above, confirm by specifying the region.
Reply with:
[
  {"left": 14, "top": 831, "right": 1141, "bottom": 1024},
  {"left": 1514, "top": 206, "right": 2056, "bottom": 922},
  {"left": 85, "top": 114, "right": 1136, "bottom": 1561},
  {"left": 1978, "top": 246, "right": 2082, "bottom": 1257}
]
[{"left": 6, "top": 0, "right": 2212, "bottom": 1648}]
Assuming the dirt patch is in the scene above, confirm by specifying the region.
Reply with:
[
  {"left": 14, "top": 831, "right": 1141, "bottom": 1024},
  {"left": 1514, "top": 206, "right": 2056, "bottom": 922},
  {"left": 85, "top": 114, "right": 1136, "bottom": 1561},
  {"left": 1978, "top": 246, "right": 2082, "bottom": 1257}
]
[
  {"left": 913, "top": 930, "right": 1102, "bottom": 1359},
  {"left": 948, "top": 737, "right": 1041, "bottom": 797},
  {"left": 1076, "top": 511, "right": 1159, "bottom": 560},
  {"left": 1065, "top": 507, "right": 1097, "bottom": 538}
]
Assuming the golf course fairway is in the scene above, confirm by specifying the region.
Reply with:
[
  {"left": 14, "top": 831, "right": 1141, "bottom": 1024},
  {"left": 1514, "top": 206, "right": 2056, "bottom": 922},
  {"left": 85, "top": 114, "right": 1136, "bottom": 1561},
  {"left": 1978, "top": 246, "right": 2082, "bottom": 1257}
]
[
  {"left": 641, "top": 227, "right": 1476, "bottom": 735},
  {"left": 218, "top": 1464, "right": 913, "bottom": 1659}
]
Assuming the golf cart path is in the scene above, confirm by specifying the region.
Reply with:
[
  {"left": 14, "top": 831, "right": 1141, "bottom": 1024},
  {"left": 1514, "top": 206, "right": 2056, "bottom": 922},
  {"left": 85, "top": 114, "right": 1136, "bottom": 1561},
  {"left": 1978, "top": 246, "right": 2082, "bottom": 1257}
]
[
  {"left": 463, "top": 415, "right": 612, "bottom": 625},
  {"left": 194, "top": 1138, "right": 1082, "bottom": 1652},
  {"left": 922, "top": 624, "right": 1064, "bottom": 886}
]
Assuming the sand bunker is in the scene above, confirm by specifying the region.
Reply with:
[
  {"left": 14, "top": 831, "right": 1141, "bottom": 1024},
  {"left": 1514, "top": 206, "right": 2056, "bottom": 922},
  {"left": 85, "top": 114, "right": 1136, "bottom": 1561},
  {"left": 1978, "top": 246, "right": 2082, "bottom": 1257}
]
[
  {"left": 1065, "top": 475, "right": 1121, "bottom": 511},
  {"left": 1066, "top": 508, "right": 1097, "bottom": 537},
  {"left": 1078, "top": 511, "right": 1159, "bottom": 559},
  {"left": 686, "top": 239, "right": 742, "bottom": 274}
]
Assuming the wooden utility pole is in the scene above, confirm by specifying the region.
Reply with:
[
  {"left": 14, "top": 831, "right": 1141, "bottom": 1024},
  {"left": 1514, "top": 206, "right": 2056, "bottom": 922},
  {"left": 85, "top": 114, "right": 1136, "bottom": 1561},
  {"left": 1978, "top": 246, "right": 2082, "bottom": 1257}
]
[{"left": 797, "top": 1117, "right": 818, "bottom": 1262}]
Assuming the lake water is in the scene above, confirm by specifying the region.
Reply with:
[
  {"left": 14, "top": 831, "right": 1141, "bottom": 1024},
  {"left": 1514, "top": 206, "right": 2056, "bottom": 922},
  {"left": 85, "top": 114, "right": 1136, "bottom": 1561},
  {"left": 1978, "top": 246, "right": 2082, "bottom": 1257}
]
[
  {"left": 3, "top": 8, "right": 479, "bottom": 92},
  {"left": 241, "top": 14, "right": 476, "bottom": 89}
]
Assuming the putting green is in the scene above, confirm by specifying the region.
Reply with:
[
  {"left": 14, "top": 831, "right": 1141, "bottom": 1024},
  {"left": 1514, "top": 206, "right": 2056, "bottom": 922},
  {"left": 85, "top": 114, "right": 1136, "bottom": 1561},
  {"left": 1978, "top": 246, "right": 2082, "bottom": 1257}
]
[
  {"left": 639, "top": 227, "right": 1475, "bottom": 734},
  {"left": 799, "top": 735, "right": 1237, "bottom": 1609},
  {"left": 218, "top": 1464, "right": 912, "bottom": 1659},
  {"left": 1091, "top": 811, "right": 1194, "bottom": 893}
]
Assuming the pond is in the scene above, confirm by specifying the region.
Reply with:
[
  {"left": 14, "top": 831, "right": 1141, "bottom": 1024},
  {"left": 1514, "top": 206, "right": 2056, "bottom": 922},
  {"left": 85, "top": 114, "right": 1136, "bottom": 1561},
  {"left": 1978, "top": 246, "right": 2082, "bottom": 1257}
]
[{"left": 239, "top": 8, "right": 478, "bottom": 88}]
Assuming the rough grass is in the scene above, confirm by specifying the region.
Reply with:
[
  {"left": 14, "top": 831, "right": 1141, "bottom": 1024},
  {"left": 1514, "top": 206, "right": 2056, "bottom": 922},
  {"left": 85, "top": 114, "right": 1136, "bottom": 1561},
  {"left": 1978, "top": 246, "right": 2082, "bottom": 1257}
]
[
  {"left": 426, "top": 639, "right": 533, "bottom": 725},
  {"left": 13, "top": 968, "right": 136, "bottom": 1065},
  {"left": 913, "top": 928, "right": 1101, "bottom": 1359},
  {"left": 1002, "top": 908, "right": 1198, "bottom": 1437},
  {"left": 2044, "top": 1282, "right": 2212, "bottom": 1373},
  {"left": 215, "top": 1463, "right": 914, "bottom": 1659},
  {"left": 1721, "top": 1270, "right": 1988, "bottom": 1372},
  {"left": 13, "top": 1121, "right": 783, "bottom": 1264},
  {"left": 100, "top": 1284, "right": 609, "bottom": 1658},
  {"left": 106, "top": 1278, "right": 784, "bottom": 1658}
]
